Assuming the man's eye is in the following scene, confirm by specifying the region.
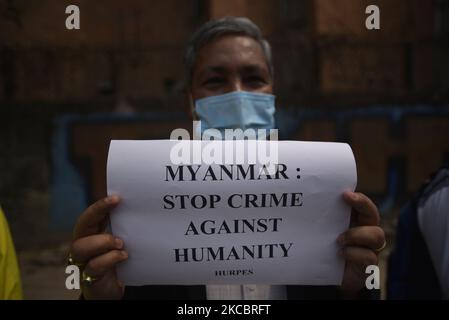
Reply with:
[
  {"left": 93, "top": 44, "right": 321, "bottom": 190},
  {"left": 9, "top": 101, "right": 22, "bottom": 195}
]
[{"left": 245, "top": 76, "right": 266, "bottom": 85}]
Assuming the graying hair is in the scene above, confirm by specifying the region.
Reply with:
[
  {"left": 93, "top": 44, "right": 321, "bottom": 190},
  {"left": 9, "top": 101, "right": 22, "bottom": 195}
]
[{"left": 184, "top": 16, "right": 273, "bottom": 87}]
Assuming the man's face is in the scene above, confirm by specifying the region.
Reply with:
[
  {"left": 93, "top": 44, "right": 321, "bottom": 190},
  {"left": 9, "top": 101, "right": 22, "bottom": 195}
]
[{"left": 190, "top": 35, "right": 273, "bottom": 105}]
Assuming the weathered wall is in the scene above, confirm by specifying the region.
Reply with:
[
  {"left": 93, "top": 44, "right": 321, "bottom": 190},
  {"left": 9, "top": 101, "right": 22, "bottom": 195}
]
[{"left": 0, "top": 0, "right": 448, "bottom": 248}]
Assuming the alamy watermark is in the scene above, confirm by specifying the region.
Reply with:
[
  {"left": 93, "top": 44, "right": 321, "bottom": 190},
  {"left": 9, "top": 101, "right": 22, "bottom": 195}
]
[
  {"left": 65, "top": 5, "right": 80, "bottom": 30},
  {"left": 65, "top": 5, "right": 380, "bottom": 31},
  {"left": 169, "top": 121, "right": 280, "bottom": 173},
  {"left": 366, "top": 5, "right": 380, "bottom": 30}
]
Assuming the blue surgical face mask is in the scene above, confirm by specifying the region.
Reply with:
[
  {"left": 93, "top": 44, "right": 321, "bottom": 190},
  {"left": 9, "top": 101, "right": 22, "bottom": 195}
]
[{"left": 194, "top": 91, "right": 276, "bottom": 139}]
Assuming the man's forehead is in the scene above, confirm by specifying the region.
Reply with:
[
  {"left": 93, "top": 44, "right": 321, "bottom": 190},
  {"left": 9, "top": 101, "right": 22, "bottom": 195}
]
[
  {"left": 200, "top": 64, "right": 266, "bottom": 76},
  {"left": 195, "top": 35, "right": 267, "bottom": 72}
]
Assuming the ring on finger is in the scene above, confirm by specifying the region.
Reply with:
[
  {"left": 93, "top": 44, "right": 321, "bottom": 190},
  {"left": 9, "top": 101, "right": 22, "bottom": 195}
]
[
  {"left": 81, "top": 271, "right": 99, "bottom": 286},
  {"left": 374, "top": 240, "right": 387, "bottom": 253}
]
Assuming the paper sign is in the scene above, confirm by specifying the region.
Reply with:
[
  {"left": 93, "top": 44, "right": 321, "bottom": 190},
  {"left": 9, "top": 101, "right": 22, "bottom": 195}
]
[{"left": 107, "top": 140, "right": 357, "bottom": 286}]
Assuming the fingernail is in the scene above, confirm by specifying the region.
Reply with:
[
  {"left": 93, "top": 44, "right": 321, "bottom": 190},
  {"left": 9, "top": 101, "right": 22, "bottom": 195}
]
[
  {"left": 115, "top": 238, "right": 123, "bottom": 248},
  {"left": 104, "top": 197, "right": 112, "bottom": 204},
  {"left": 121, "top": 251, "right": 128, "bottom": 259},
  {"left": 105, "top": 196, "right": 116, "bottom": 204},
  {"left": 338, "top": 248, "right": 345, "bottom": 257}
]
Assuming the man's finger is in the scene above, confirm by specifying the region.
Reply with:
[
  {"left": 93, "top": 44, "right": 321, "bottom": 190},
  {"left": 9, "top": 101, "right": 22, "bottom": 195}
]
[
  {"left": 83, "top": 250, "right": 128, "bottom": 280},
  {"left": 337, "top": 226, "right": 385, "bottom": 251},
  {"left": 71, "top": 234, "right": 124, "bottom": 264},
  {"left": 342, "top": 246, "right": 378, "bottom": 267},
  {"left": 343, "top": 191, "right": 380, "bottom": 226},
  {"left": 73, "top": 195, "right": 120, "bottom": 240}
]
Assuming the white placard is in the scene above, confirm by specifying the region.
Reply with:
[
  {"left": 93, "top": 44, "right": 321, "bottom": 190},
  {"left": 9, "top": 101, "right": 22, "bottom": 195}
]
[{"left": 107, "top": 140, "right": 357, "bottom": 286}]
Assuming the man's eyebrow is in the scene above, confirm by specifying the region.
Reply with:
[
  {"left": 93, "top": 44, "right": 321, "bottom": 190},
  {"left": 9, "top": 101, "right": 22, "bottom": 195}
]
[
  {"left": 240, "top": 64, "right": 267, "bottom": 74},
  {"left": 198, "top": 66, "right": 227, "bottom": 77},
  {"left": 197, "top": 64, "right": 268, "bottom": 79}
]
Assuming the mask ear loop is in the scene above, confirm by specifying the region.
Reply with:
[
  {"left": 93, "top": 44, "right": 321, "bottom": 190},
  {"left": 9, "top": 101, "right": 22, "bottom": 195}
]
[
  {"left": 189, "top": 93, "right": 199, "bottom": 120},
  {"left": 189, "top": 93, "right": 202, "bottom": 140}
]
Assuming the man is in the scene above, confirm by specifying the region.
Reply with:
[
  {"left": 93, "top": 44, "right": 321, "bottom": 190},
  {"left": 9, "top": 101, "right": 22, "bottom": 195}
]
[
  {"left": 388, "top": 164, "right": 449, "bottom": 299},
  {"left": 70, "top": 17, "right": 386, "bottom": 299}
]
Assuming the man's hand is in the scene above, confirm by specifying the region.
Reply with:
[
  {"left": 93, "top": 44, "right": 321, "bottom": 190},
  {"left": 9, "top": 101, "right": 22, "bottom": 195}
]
[
  {"left": 70, "top": 195, "right": 127, "bottom": 300},
  {"left": 338, "top": 191, "right": 385, "bottom": 296}
]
